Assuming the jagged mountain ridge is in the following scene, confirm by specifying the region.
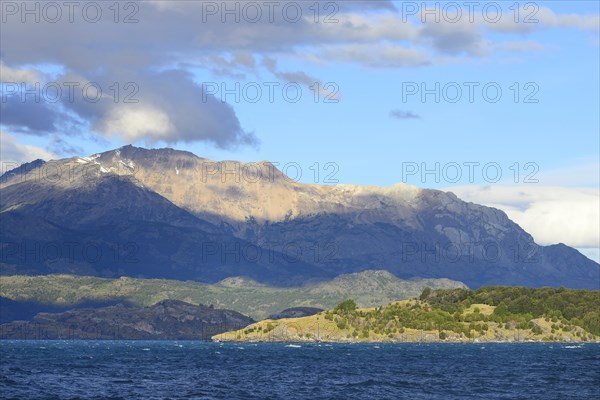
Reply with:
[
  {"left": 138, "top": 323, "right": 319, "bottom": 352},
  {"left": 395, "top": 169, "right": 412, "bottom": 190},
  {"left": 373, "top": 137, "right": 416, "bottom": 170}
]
[{"left": 0, "top": 145, "right": 598, "bottom": 288}]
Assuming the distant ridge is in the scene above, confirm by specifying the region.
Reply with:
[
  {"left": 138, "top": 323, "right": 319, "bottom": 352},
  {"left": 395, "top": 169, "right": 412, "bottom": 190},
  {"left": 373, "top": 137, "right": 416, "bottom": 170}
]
[
  {"left": 0, "top": 300, "right": 253, "bottom": 340},
  {"left": 0, "top": 271, "right": 467, "bottom": 321}
]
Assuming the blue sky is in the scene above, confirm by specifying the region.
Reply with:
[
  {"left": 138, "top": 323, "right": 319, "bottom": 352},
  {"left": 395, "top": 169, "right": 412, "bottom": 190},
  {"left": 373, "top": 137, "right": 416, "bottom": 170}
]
[
  {"left": 198, "top": 3, "right": 599, "bottom": 189},
  {"left": 1, "top": 0, "right": 598, "bottom": 258}
]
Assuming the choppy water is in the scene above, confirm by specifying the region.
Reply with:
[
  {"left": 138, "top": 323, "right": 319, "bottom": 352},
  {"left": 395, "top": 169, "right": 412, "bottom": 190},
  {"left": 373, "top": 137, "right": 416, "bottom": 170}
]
[{"left": 1, "top": 341, "right": 598, "bottom": 399}]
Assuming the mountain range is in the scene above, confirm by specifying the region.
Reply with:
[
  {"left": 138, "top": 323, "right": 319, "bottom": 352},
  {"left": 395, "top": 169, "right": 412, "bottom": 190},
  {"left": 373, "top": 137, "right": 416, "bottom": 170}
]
[
  {"left": 1, "top": 145, "right": 598, "bottom": 288},
  {"left": 0, "top": 270, "right": 465, "bottom": 321}
]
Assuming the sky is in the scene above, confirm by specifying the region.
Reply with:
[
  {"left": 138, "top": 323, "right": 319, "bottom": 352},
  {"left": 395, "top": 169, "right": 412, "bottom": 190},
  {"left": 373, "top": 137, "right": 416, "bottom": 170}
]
[{"left": 1, "top": 0, "right": 599, "bottom": 260}]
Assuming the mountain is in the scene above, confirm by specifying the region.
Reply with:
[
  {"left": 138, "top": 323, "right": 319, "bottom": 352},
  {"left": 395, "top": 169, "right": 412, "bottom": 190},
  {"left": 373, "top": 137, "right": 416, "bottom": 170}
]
[
  {"left": 0, "top": 270, "right": 466, "bottom": 321},
  {"left": 0, "top": 159, "right": 46, "bottom": 182},
  {"left": 0, "top": 300, "right": 253, "bottom": 340},
  {"left": 1, "top": 145, "right": 598, "bottom": 288},
  {"left": 0, "top": 154, "right": 329, "bottom": 285}
]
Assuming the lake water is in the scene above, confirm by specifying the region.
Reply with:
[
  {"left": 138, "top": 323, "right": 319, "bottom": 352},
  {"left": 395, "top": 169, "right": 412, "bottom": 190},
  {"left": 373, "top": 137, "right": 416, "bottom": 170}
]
[{"left": 1, "top": 341, "right": 598, "bottom": 399}]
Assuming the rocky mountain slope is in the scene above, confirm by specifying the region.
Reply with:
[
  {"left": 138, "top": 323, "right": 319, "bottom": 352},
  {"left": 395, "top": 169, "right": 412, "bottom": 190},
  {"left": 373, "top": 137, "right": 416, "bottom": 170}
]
[
  {"left": 1, "top": 145, "right": 598, "bottom": 288},
  {"left": 0, "top": 270, "right": 466, "bottom": 321}
]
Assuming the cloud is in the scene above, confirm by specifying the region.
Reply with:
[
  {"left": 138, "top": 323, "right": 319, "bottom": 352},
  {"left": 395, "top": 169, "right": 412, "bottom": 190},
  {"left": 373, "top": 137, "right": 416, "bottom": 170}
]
[
  {"left": 263, "top": 59, "right": 340, "bottom": 101},
  {"left": 0, "top": 130, "right": 56, "bottom": 165},
  {"left": 477, "top": 6, "right": 600, "bottom": 34},
  {"left": 0, "top": 2, "right": 597, "bottom": 148},
  {"left": 418, "top": 21, "right": 487, "bottom": 56},
  {"left": 0, "top": 61, "right": 44, "bottom": 83},
  {"left": 2, "top": 67, "right": 257, "bottom": 149},
  {"left": 537, "top": 160, "right": 600, "bottom": 187},
  {"left": 535, "top": 7, "right": 600, "bottom": 31},
  {"left": 316, "top": 43, "right": 431, "bottom": 68},
  {"left": 448, "top": 185, "right": 600, "bottom": 249},
  {"left": 98, "top": 70, "right": 258, "bottom": 148},
  {"left": 390, "top": 109, "right": 421, "bottom": 119},
  {"left": 100, "top": 105, "right": 176, "bottom": 143},
  {"left": 48, "top": 135, "right": 84, "bottom": 156},
  {"left": 2, "top": 3, "right": 595, "bottom": 70},
  {"left": 0, "top": 95, "right": 60, "bottom": 133}
]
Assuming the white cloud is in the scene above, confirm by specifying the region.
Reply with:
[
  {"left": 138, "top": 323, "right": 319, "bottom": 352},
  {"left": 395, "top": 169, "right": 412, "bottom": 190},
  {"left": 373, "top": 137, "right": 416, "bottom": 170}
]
[
  {"left": 485, "top": 6, "right": 600, "bottom": 33},
  {"left": 538, "top": 160, "right": 600, "bottom": 187},
  {"left": 0, "top": 130, "right": 56, "bottom": 165},
  {"left": 99, "top": 106, "right": 176, "bottom": 143},
  {"left": 538, "top": 8, "right": 600, "bottom": 30},
  {"left": 447, "top": 185, "right": 600, "bottom": 250},
  {"left": 0, "top": 61, "right": 44, "bottom": 84}
]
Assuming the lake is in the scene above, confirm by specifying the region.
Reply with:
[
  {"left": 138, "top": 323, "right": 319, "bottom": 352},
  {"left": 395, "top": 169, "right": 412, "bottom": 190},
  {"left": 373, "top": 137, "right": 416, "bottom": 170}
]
[{"left": 1, "top": 341, "right": 598, "bottom": 399}]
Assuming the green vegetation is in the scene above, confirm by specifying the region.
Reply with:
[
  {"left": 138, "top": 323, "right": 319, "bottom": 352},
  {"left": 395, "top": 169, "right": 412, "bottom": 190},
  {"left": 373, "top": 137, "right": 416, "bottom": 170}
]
[
  {"left": 215, "top": 286, "right": 600, "bottom": 342},
  {"left": 422, "top": 286, "right": 600, "bottom": 336},
  {"left": 0, "top": 271, "right": 466, "bottom": 320},
  {"left": 334, "top": 299, "right": 357, "bottom": 313},
  {"left": 323, "top": 299, "right": 475, "bottom": 338}
]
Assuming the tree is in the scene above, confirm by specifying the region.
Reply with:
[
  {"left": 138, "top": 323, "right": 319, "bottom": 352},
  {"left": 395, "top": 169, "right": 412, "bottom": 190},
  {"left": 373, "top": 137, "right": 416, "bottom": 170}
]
[
  {"left": 334, "top": 299, "right": 357, "bottom": 314},
  {"left": 419, "top": 287, "right": 432, "bottom": 300}
]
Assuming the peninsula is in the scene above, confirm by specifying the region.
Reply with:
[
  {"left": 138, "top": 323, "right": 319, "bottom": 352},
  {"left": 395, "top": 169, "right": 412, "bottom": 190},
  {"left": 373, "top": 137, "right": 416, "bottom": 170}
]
[{"left": 213, "top": 287, "right": 600, "bottom": 343}]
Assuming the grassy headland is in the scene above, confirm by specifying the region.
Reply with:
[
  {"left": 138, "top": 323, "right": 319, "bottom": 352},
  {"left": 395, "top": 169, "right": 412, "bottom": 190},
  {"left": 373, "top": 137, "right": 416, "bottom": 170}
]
[{"left": 213, "top": 286, "right": 600, "bottom": 342}]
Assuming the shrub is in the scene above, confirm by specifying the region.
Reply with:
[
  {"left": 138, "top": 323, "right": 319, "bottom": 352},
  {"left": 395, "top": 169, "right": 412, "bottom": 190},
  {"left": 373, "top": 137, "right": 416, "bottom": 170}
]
[
  {"left": 419, "top": 287, "right": 432, "bottom": 300},
  {"left": 335, "top": 299, "right": 357, "bottom": 314}
]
